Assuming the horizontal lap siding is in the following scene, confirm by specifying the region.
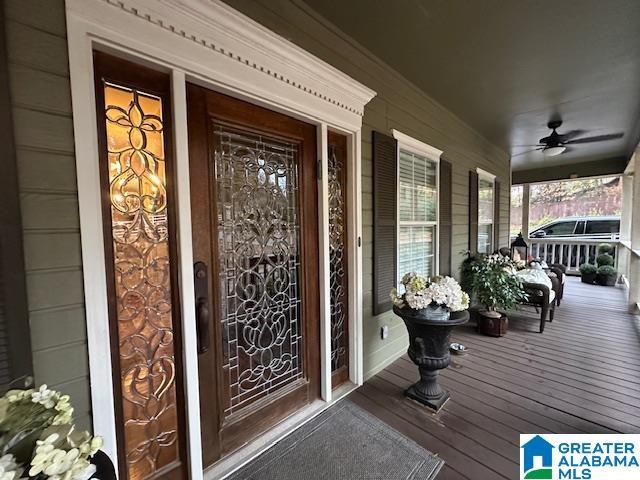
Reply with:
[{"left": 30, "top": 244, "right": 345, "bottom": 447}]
[
  {"left": 224, "top": 0, "right": 512, "bottom": 380},
  {"left": 9, "top": 0, "right": 513, "bottom": 419},
  {"left": 4, "top": 0, "right": 91, "bottom": 430}
]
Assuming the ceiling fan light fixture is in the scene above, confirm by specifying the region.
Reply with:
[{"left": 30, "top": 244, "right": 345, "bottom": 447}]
[{"left": 544, "top": 146, "right": 566, "bottom": 157}]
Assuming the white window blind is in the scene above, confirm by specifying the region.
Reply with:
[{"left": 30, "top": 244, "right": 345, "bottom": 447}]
[
  {"left": 398, "top": 149, "right": 437, "bottom": 284},
  {"left": 478, "top": 176, "right": 494, "bottom": 253}
]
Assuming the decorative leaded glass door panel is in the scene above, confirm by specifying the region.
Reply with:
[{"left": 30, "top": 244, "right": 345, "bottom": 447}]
[
  {"left": 93, "top": 52, "right": 188, "bottom": 480},
  {"left": 327, "top": 132, "right": 349, "bottom": 388},
  {"left": 187, "top": 85, "right": 320, "bottom": 467}
]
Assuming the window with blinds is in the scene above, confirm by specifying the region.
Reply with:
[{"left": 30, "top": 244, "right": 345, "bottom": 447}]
[
  {"left": 398, "top": 149, "right": 437, "bottom": 284},
  {"left": 478, "top": 177, "right": 495, "bottom": 253}
]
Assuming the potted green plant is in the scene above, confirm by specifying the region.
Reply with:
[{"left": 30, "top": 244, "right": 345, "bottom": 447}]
[
  {"left": 579, "top": 263, "right": 597, "bottom": 284},
  {"left": 598, "top": 243, "right": 615, "bottom": 255},
  {"left": 596, "top": 265, "right": 617, "bottom": 286},
  {"left": 596, "top": 253, "right": 614, "bottom": 267},
  {"left": 470, "top": 254, "right": 526, "bottom": 336}
]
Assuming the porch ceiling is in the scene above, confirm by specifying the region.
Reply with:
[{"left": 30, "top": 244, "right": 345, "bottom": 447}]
[{"left": 298, "top": 0, "right": 640, "bottom": 172}]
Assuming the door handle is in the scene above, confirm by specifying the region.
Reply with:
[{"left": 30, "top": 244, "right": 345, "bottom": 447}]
[
  {"left": 196, "top": 299, "right": 210, "bottom": 354},
  {"left": 194, "top": 261, "right": 210, "bottom": 354}
]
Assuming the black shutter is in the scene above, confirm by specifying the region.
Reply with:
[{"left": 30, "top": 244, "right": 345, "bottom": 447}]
[
  {"left": 468, "top": 170, "right": 479, "bottom": 254},
  {"left": 439, "top": 159, "right": 453, "bottom": 276},
  {"left": 0, "top": 5, "right": 32, "bottom": 393},
  {"left": 494, "top": 180, "right": 501, "bottom": 250},
  {"left": 372, "top": 131, "right": 397, "bottom": 315}
]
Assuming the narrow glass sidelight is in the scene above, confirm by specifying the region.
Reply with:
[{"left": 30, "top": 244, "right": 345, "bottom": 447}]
[
  {"left": 103, "top": 83, "right": 180, "bottom": 479},
  {"left": 94, "top": 52, "right": 186, "bottom": 480},
  {"left": 328, "top": 133, "right": 349, "bottom": 385}
]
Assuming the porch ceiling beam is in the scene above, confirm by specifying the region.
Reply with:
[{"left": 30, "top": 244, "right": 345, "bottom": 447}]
[{"left": 512, "top": 156, "right": 629, "bottom": 185}]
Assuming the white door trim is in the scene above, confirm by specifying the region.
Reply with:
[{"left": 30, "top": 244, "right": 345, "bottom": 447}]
[{"left": 65, "top": 0, "right": 375, "bottom": 477}]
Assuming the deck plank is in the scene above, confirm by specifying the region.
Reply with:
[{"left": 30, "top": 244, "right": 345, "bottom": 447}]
[{"left": 349, "top": 277, "right": 640, "bottom": 478}]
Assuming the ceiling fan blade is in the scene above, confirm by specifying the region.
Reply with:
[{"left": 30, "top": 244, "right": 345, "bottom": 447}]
[
  {"left": 557, "top": 129, "right": 586, "bottom": 142},
  {"left": 565, "top": 133, "right": 624, "bottom": 144},
  {"left": 512, "top": 144, "right": 545, "bottom": 147},
  {"left": 512, "top": 147, "right": 544, "bottom": 157}
]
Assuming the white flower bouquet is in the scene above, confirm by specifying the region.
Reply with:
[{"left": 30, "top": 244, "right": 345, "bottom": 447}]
[
  {"left": 0, "top": 385, "right": 103, "bottom": 480},
  {"left": 390, "top": 272, "right": 470, "bottom": 312}
]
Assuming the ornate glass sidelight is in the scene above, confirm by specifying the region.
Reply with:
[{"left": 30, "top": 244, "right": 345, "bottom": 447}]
[
  {"left": 214, "top": 124, "right": 305, "bottom": 416},
  {"left": 102, "top": 82, "right": 180, "bottom": 479},
  {"left": 328, "top": 140, "right": 349, "bottom": 376}
]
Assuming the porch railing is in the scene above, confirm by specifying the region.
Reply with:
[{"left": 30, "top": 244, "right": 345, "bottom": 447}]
[
  {"left": 528, "top": 238, "right": 620, "bottom": 274},
  {"left": 617, "top": 240, "right": 640, "bottom": 294}
]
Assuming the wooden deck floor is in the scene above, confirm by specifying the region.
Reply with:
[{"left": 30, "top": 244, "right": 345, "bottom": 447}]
[{"left": 349, "top": 277, "right": 640, "bottom": 479}]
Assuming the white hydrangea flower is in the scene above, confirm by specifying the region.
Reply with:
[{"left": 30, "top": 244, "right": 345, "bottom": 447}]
[
  {"left": 389, "top": 288, "right": 405, "bottom": 308},
  {"left": 401, "top": 271, "right": 417, "bottom": 285},
  {"left": 0, "top": 454, "right": 25, "bottom": 480},
  {"left": 30, "top": 446, "right": 90, "bottom": 479},
  {"left": 5, "top": 389, "right": 32, "bottom": 403},
  {"left": 405, "top": 287, "right": 433, "bottom": 309},
  {"left": 427, "top": 283, "right": 448, "bottom": 304},
  {"left": 31, "top": 385, "right": 57, "bottom": 409},
  {"left": 88, "top": 437, "right": 103, "bottom": 457},
  {"left": 392, "top": 273, "right": 468, "bottom": 313}
]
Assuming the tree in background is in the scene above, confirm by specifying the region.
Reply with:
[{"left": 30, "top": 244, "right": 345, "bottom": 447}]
[
  {"left": 510, "top": 185, "right": 523, "bottom": 237},
  {"left": 528, "top": 176, "right": 621, "bottom": 230}
]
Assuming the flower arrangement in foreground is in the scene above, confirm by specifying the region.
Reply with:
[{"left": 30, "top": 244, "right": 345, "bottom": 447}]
[
  {"left": 0, "top": 385, "right": 102, "bottom": 480},
  {"left": 390, "top": 273, "right": 469, "bottom": 312}
]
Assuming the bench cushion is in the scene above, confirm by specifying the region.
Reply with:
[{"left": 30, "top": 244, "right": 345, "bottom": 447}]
[{"left": 516, "top": 267, "right": 552, "bottom": 289}]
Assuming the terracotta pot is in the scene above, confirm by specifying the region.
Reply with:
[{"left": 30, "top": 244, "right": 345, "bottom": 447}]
[
  {"left": 478, "top": 310, "right": 508, "bottom": 337},
  {"left": 393, "top": 305, "right": 469, "bottom": 411}
]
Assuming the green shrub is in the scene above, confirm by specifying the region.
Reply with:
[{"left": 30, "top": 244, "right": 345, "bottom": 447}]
[
  {"left": 469, "top": 254, "right": 526, "bottom": 311},
  {"left": 579, "top": 263, "right": 597, "bottom": 275},
  {"left": 460, "top": 254, "right": 478, "bottom": 296},
  {"left": 596, "top": 253, "right": 614, "bottom": 267},
  {"left": 597, "top": 265, "right": 617, "bottom": 277},
  {"left": 598, "top": 243, "right": 614, "bottom": 255}
]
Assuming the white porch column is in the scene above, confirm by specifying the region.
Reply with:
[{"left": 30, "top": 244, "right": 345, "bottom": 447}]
[
  {"left": 619, "top": 173, "right": 633, "bottom": 281},
  {"left": 521, "top": 183, "right": 531, "bottom": 238},
  {"left": 628, "top": 151, "right": 640, "bottom": 313},
  {"left": 620, "top": 175, "right": 633, "bottom": 242}
]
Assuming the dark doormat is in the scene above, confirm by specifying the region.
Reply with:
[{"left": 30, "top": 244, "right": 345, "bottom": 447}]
[{"left": 227, "top": 399, "right": 444, "bottom": 480}]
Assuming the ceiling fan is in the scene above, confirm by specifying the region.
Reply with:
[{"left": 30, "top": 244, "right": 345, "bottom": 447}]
[{"left": 513, "top": 120, "right": 624, "bottom": 157}]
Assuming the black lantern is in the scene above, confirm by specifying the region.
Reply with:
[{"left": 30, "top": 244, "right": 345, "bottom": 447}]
[{"left": 511, "top": 233, "right": 529, "bottom": 263}]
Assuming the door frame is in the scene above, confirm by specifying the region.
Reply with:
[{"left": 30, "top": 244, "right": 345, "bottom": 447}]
[{"left": 65, "top": 0, "right": 375, "bottom": 477}]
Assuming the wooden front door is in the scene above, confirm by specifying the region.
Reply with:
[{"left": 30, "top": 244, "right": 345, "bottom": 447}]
[{"left": 187, "top": 85, "right": 320, "bottom": 467}]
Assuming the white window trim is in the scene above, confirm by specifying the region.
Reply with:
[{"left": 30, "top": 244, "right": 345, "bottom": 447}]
[
  {"left": 65, "top": 0, "right": 376, "bottom": 477},
  {"left": 393, "top": 129, "right": 444, "bottom": 161},
  {"left": 476, "top": 167, "right": 497, "bottom": 181},
  {"left": 476, "top": 168, "right": 496, "bottom": 253},
  {"left": 392, "top": 130, "right": 442, "bottom": 278}
]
